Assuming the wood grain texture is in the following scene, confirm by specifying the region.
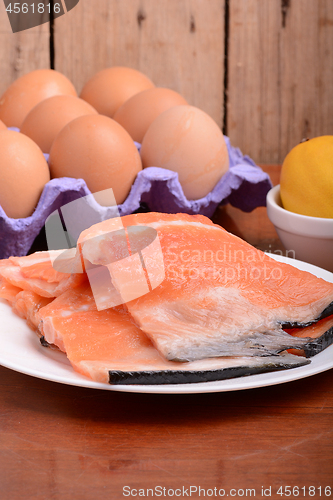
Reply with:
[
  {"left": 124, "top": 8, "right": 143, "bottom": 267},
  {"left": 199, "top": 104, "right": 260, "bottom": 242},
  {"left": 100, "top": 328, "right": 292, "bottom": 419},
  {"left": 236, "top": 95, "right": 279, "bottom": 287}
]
[
  {"left": 0, "top": 364, "right": 331, "bottom": 500},
  {"left": 0, "top": 2, "right": 50, "bottom": 97},
  {"left": 2, "top": 366, "right": 333, "bottom": 500},
  {"left": 53, "top": 0, "right": 225, "bottom": 126},
  {"left": 227, "top": 0, "right": 333, "bottom": 164}
]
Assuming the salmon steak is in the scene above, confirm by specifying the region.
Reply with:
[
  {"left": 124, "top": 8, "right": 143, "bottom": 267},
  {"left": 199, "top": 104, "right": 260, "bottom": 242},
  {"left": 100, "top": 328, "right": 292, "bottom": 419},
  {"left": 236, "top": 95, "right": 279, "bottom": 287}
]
[
  {"left": 0, "top": 212, "right": 332, "bottom": 385},
  {"left": 12, "top": 290, "right": 53, "bottom": 333},
  {"left": 0, "top": 251, "right": 86, "bottom": 298},
  {"left": 78, "top": 213, "right": 333, "bottom": 363},
  {"left": 36, "top": 281, "right": 309, "bottom": 385}
]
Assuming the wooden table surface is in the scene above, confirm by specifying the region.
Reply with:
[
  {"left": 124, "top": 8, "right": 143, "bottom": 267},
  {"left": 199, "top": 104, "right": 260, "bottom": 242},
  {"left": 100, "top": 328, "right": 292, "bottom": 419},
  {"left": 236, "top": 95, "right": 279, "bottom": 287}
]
[{"left": 0, "top": 166, "right": 332, "bottom": 500}]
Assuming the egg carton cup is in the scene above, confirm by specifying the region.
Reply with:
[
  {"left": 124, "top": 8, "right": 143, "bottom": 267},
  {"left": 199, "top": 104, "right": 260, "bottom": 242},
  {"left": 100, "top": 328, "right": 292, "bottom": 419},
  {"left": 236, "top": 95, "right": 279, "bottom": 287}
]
[{"left": 0, "top": 136, "right": 272, "bottom": 259}]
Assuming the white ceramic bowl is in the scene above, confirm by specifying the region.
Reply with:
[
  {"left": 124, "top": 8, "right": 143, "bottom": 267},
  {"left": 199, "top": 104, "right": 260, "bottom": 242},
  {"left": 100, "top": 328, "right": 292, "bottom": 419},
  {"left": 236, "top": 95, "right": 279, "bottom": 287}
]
[{"left": 266, "top": 185, "right": 333, "bottom": 272}]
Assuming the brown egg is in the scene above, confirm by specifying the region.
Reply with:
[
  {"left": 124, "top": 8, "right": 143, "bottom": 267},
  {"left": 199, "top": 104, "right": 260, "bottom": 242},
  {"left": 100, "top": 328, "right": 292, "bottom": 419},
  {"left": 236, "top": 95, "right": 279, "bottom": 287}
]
[
  {"left": 49, "top": 115, "right": 142, "bottom": 205},
  {"left": 113, "top": 88, "right": 188, "bottom": 144},
  {"left": 0, "top": 69, "right": 77, "bottom": 128},
  {"left": 141, "top": 105, "right": 229, "bottom": 200},
  {"left": 80, "top": 67, "right": 155, "bottom": 118},
  {"left": 21, "top": 95, "right": 98, "bottom": 153},
  {"left": 0, "top": 131, "right": 50, "bottom": 218},
  {"left": 0, "top": 119, "right": 6, "bottom": 131}
]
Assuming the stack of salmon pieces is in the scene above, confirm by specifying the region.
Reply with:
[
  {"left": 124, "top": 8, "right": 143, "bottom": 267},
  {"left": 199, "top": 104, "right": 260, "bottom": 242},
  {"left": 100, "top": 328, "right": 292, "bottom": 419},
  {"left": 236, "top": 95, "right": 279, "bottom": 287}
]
[{"left": 0, "top": 213, "right": 333, "bottom": 385}]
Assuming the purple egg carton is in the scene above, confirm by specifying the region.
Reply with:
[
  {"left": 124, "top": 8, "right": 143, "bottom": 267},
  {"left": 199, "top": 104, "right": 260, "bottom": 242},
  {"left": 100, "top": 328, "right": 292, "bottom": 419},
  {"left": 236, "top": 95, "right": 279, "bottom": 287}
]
[{"left": 0, "top": 135, "right": 272, "bottom": 259}]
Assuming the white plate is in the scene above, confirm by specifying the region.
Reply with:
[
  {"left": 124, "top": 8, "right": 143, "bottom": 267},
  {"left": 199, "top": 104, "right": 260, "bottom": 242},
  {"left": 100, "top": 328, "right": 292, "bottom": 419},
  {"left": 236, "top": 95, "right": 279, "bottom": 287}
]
[{"left": 0, "top": 254, "right": 332, "bottom": 394}]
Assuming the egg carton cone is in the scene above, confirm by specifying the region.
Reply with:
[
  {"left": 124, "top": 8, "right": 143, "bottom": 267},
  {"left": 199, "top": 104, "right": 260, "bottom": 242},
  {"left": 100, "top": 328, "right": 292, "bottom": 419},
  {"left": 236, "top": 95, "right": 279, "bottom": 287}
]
[{"left": 0, "top": 135, "right": 272, "bottom": 259}]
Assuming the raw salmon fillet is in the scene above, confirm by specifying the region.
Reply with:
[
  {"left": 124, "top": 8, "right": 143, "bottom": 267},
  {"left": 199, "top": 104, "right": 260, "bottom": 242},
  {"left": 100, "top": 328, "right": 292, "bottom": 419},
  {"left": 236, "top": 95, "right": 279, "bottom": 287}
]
[
  {"left": 0, "top": 278, "right": 21, "bottom": 303},
  {"left": 0, "top": 251, "right": 86, "bottom": 298},
  {"left": 78, "top": 213, "right": 333, "bottom": 362},
  {"left": 0, "top": 259, "right": 22, "bottom": 302},
  {"left": 0, "top": 250, "right": 87, "bottom": 345},
  {"left": 12, "top": 291, "right": 53, "bottom": 332},
  {"left": 1, "top": 212, "right": 331, "bottom": 385},
  {"left": 0, "top": 257, "right": 54, "bottom": 331},
  {"left": 38, "top": 282, "right": 98, "bottom": 352},
  {"left": 36, "top": 282, "right": 309, "bottom": 384}
]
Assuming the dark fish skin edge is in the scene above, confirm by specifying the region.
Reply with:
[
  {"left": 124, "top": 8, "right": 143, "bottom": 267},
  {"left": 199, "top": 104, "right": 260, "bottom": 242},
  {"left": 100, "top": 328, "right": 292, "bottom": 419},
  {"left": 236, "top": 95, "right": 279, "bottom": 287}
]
[
  {"left": 303, "top": 326, "right": 333, "bottom": 358},
  {"left": 108, "top": 359, "right": 310, "bottom": 386},
  {"left": 40, "top": 336, "right": 61, "bottom": 351},
  {"left": 281, "top": 301, "right": 333, "bottom": 329},
  {"left": 40, "top": 336, "right": 51, "bottom": 347},
  {"left": 319, "top": 301, "right": 333, "bottom": 320}
]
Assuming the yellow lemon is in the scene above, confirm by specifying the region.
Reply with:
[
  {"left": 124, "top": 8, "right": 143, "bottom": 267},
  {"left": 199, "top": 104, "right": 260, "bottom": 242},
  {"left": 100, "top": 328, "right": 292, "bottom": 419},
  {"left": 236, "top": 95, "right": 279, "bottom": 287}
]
[{"left": 280, "top": 135, "right": 333, "bottom": 218}]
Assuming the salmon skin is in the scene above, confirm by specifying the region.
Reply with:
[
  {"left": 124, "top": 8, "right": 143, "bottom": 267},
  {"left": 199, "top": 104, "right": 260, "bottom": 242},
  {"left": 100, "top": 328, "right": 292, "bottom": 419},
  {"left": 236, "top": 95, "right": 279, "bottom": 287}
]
[
  {"left": 108, "top": 354, "right": 309, "bottom": 385},
  {"left": 281, "top": 302, "right": 333, "bottom": 329},
  {"left": 78, "top": 213, "right": 333, "bottom": 363},
  {"left": 286, "top": 315, "right": 333, "bottom": 357},
  {"left": 303, "top": 329, "right": 333, "bottom": 357}
]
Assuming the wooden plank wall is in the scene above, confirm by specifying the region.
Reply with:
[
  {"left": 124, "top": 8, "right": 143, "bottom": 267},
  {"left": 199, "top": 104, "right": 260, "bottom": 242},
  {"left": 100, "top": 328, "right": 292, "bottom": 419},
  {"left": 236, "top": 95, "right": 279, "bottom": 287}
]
[
  {"left": 0, "top": 7, "right": 50, "bottom": 92},
  {"left": 227, "top": 0, "right": 333, "bottom": 163},
  {"left": 53, "top": 0, "right": 225, "bottom": 126},
  {"left": 0, "top": 0, "right": 332, "bottom": 164}
]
